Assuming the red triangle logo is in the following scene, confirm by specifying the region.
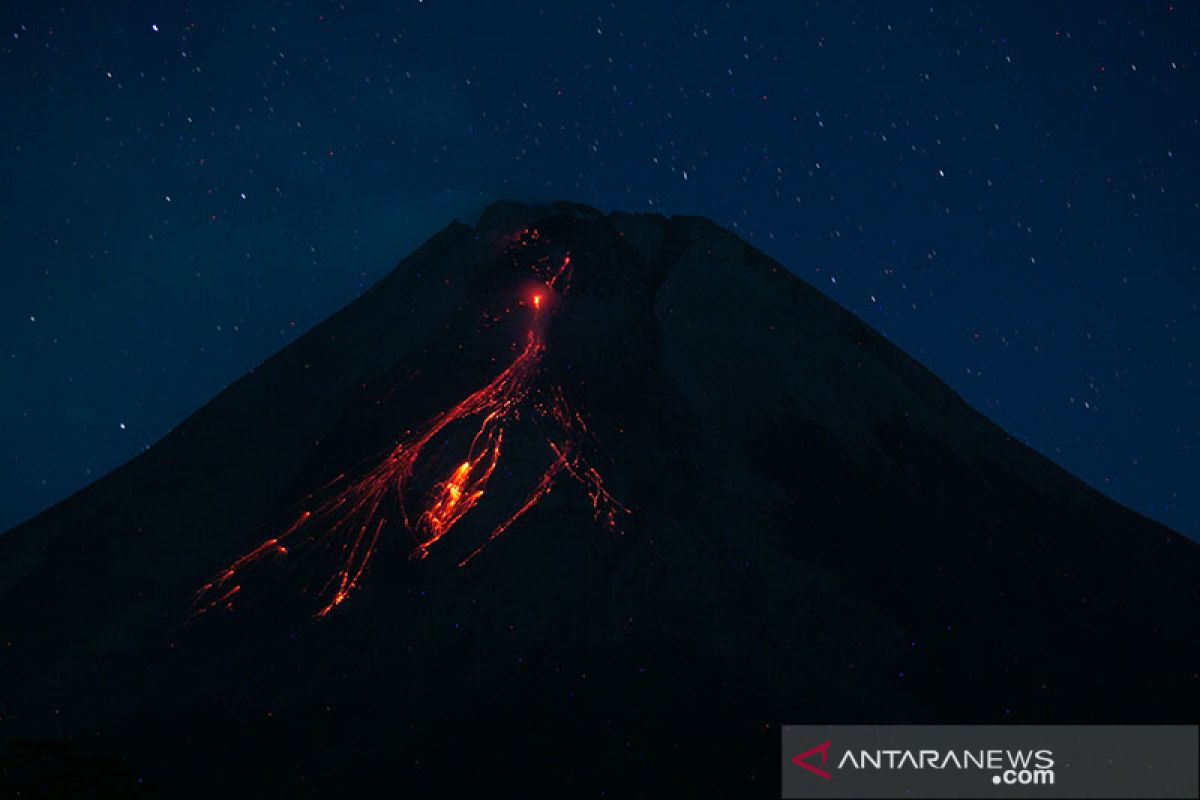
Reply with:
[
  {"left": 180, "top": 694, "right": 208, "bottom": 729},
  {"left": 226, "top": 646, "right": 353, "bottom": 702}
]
[{"left": 791, "top": 740, "right": 832, "bottom": 780}]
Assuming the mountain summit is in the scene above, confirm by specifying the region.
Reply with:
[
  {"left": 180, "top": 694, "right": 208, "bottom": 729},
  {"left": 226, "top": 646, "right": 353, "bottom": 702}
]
[{"left": 1, "top": 201, "right": 1196, "bottom": 796}]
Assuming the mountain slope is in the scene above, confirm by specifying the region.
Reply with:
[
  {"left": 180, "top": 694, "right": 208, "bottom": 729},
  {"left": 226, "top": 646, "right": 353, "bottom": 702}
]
[{"left": 1, "top": 201, "right": 1196, "bottom": 797}]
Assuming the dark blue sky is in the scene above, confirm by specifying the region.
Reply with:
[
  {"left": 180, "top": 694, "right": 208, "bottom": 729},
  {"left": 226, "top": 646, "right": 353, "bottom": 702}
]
[{"left": 2, "top": 1, "right": 1197, "bottom": 539}]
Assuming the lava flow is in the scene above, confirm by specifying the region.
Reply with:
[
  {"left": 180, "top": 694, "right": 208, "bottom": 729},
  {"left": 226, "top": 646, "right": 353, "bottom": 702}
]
[{"left": 193, "top": 232, "right": 628, "bottom": 619}]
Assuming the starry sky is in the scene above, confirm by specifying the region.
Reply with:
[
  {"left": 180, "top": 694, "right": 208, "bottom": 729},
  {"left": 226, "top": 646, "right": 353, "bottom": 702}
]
[{"left": 1, "top": 1, "right": 1197, "bottom": 540}]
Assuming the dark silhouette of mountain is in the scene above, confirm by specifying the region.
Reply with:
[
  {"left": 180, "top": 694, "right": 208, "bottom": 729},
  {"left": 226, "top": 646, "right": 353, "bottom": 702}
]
[{"left": 1, "top": 201, "right": 1196, "bottom": 797}]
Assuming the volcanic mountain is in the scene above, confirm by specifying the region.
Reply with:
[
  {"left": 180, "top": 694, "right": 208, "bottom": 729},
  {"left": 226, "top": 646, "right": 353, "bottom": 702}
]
[{"left": 1, "top": 201, "right": 1196, "bottom": 797}]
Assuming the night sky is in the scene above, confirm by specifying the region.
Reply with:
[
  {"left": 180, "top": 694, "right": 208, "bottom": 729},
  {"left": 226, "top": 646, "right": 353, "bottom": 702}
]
[{"left": 2, "top": 1, "right": 1197, "bottom": 540}]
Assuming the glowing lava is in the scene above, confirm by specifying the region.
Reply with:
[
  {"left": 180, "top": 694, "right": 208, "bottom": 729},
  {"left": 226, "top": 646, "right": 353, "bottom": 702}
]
[{"left": 193, "top": 233, "right": 626, "bottom": 619}]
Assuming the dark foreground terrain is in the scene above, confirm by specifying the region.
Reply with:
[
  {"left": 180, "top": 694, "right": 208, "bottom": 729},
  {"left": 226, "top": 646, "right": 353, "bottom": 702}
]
[{"left": 1, "top": 201, "right": 1196, "bottom": 797}]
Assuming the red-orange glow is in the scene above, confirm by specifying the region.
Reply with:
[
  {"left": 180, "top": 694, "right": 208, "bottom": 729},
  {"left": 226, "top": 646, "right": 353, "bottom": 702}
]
[
  {"left": 459, "top": 447, "right": 568, "bottom": 568},
  {"left": 193, "top": 231, "right": 629, "bottom": 619},
  {"left": 546, "top": 254, "right": 571, "bottom": 290}
]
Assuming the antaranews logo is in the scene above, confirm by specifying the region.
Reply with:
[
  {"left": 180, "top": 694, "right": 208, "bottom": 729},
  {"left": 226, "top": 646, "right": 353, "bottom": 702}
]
[
  {"left": 789, "top": 742, "right": 1055, "bottom": 786},
  {"left": 790, "top": 741, "right": 832, "bottom": 781},
  {"left": 780, "top": 725, "right": 1199, "bottom": 799}
]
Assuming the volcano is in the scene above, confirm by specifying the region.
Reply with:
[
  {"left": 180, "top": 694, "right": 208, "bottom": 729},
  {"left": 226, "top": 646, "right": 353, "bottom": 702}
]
[{"left": 1, "top": 201, "right": 1196, "bottom": 797}]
